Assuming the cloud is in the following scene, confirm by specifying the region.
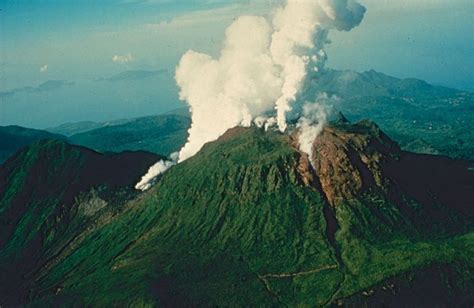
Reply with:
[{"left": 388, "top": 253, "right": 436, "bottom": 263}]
[
  {"left": 40, "top": 64, "right": 48, "bottom": 72},
  {"left": 143, "top": 2, "right": 277, "bottom": 31},
  {"left": 112, "top": 53, "right": 134, "bottom": 64},
  {"left": 143, "top": 5, "right": 244, "bottom": 31}
]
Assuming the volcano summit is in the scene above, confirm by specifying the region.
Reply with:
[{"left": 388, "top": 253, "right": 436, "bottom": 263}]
[{"left": 1, "top": 119, "right": 473, "bottom": 306}]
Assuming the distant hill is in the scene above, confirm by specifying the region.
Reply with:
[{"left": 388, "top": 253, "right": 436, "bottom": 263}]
[
  {"left": 104, "top": 69, "right": 168, "bottom": 82},
  {"left": 164, "top": 106, "right": 190, "bottom": 117},
  {"left": 69, "top": 114, "right": 190, "bottom": 156},
  {"left": 11, "top": 68, "right": 474, "bottom": 162},
  {"left": 67, "top": 69, "right": 474, "bottom": 160},
  {"left": 46, "top": 107, "right": 189, "bottom": 137},
  {"left": 0, "top": 126, "right": 67, "bottom": 163},
  {"left": 0, "top": 80, "right": 75, "bottom": 98},
  {"left": 302, "top": 69, "right": 474, "bottom": 160},
  {"left": 46, "top": 119, "right": 134, "bottom": 137},
  {"left": 2, "top": 111, "right": 190, "bottom": 163},
  {"left": 1, "top": 122, "right": 473, "bottom": 306},
  {"left": 311, "top": 69, "right": 460, "bottom": 98}
]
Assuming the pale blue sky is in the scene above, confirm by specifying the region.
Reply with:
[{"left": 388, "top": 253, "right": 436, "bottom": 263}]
[{"left": 0, "top": 0, "right": 473, "bottom": 128}]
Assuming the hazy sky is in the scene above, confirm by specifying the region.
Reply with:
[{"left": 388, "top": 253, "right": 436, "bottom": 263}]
[{"left": 0, "top": 0, "right": 473, "bottom": 128}]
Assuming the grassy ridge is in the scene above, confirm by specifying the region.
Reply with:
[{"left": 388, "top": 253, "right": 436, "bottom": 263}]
[
  {"left": 0, "top": 140, "right": 160, "bottom": 304},
  {"left": 2, "top": 126, "right": 468, "bottom": 306}
]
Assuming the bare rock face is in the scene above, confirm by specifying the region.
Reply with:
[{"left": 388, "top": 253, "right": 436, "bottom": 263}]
[
  {"left": 291, "top": 119, "right": 473, "bottom": 223},
  {"left": 300, "top": 120, "right": 398, "bottom": 206}
]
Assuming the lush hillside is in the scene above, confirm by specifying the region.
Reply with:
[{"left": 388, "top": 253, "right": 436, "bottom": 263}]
[
  {"left": 0, "top": 139, "right": 161, "bottom": 305},
  {"left": 69, "top": 114, "right": 190, "bottom": 156},
  {"left": 2, "top": 112, "right": 189, "bottom": 163},
  {"left": 46, "top": 108, "right": 190, "bottom": 137},
  {"left": 46, "top": 120, "right": 131, "bottom": 137},
  {"left": 1, "top": 122, "right": 472, "bottom": 306},
  {"left": 0, "top": 126, "right": 67, "bottom": 163}
]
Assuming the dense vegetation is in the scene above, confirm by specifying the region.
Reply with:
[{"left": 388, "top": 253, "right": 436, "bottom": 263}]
[
  {"left": 0, "top": 113, "right": 189, "bottom": 164},
  {"left": 68, "top": 114, "right": 190, "bottom": 157},
  {"left": 0, "top": 140, "right": 160, "bottom": 304},
  {"left": 1, "top": 123, "right": 472, "bottom": 306}
]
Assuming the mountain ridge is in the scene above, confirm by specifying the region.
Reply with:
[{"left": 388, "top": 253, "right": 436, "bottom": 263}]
[
  {"left": 1, "top": 120, "right": 472, "bottom": 306},
  {"left": 0, "top": 139, "right": 162, "bottom": 304},
  {"left": 0, "top": 126, "right": 67, "bottom": 164},
  {"left": 3, "top": 68, "right": 472, "bottom": 163},
  {"left": 68, "top": 114, "right": 190, "bottom": 156}
]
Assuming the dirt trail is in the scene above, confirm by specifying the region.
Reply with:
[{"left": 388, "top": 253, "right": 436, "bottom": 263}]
[
  {"left": 257, "top": 264, "right": 339, "bottom": 305},
  {"left": 260, "top": 264, "right": 338, "bottom": 279}
]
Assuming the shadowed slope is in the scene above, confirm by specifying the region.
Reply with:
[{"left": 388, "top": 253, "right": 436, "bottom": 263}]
[
  {"left": 0, "top": 140, "right": 161, "bottom": 305},
  {"left": 306, "top": 121, "right": 474, "bottom": 238},
  {"left": 0, "top": 126, "right": 67, "bottom": 163}
]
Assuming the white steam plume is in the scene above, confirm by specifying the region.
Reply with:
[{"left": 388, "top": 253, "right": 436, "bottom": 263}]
[
  {"left": 135, "top": 160, "right": 174, "bottom": 191},
  {"left": 175, "top": 16, "right": 282, "bottom": 161},
  {"left": 135, "top": 153, "right": 178, "bottom": 191},
  {"left": 176, "top": 0, "right": 365, "bottom": 162},
  {"left": 297, "top": 93, "right": 338, "bottom": 162},
  {"left": 136, "top": 0, "right": 366, "bottom": 190}
]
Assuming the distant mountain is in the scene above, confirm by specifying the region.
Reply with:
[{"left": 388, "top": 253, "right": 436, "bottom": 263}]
[
  {"left": 46, "top": 121, "right": 109, "bottom": 137},
  {"left": 35, "top": 80, "right": 75, "bottom": 92},
  {"left": 46, "top": 119, "right": 134, "bottom": 137},
  {"left": 104, "top": 69, "right": 168, "bottom": 82},
  {"left": 303, "top": 69, "right": 474, "bottom": 160},
  {"left": 46, "top": 108, "right": 190, "bottom": 137},
  {"left": 3, "top": 112, "right": 189, "bottom": 163},
  {"left": 1, "top": 122, "right": 472, "bottom": 306},
  {"left": 0, "top": 126, "right": 67, "bottom": 163},
  {"left": 311, "top": 69, "right": 461, "bottom": 98},
  {"left": 0, "top": 80, "right": 74, "bottom": 98},
  {"left": 69, "top": 114, "right": 190, "bottom": 156},
  {"left": 11, "top": 68, "right": 474, "bottom": 162},
  {"left": 164, "top": 106, "right": 190, "bottom": 117},
  {"left": 63, "top": 68, "right": 474, "bottom": 160}
]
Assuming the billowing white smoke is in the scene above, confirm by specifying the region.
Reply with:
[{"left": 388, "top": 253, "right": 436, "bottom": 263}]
[
  {"left": 176, "top": 0, "right": 365, "bottom": 162},
  {"left": 135, "top": 153, "right": 178, "bottom": 191},
  {"left": 175, "top": 16, "right": 282, "bottom": 161},
  {"left": 136, "top": 0, "right": 366, "bottom": 190},
  {"left": 297, "top": 93, "right": 339, "bottom": 162}
]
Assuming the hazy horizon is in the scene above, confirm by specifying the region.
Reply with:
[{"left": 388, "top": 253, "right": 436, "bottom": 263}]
[{"left": 1, "top": 0, "right": 473, "bottom": 128}]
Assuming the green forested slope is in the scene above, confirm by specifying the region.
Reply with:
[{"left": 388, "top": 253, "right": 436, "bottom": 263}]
[
  {"left": 1, "top": 124, "right": 473, "bottom": 306},
  {"left": 69, "top": 114, "right": 190, "bottom": 156},
  {"left": 0, "top": 140, "right": 161, "bottom": 304}
]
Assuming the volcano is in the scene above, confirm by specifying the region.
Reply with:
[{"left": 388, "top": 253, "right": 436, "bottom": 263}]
[{"left": 0, "top": 121, "right": 473, "bottom": 306}]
